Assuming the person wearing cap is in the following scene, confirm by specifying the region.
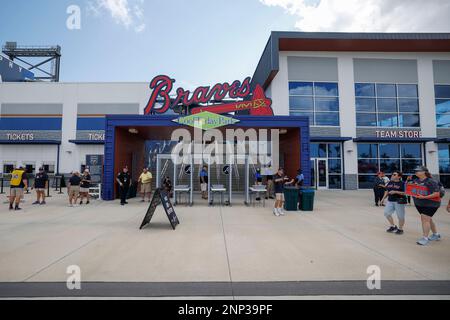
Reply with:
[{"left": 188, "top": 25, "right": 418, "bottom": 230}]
[
  {"left": 32, "top": 167, "right": 49, "bottom": 205},
  {"left": 79, "top": 169, "right": 91, "bottom": 205},
  {"left": 116, "top": 166, "right": 131, "bottom": 205},
  {"left": 9, "top": 166, "right": 28, "bottom": 211},
  {"left": 138, "top": 167, "right": 153, "bottom": 202},
  {"left": 410, "top": 166, "right": 442, "bottom": 246},
  {"left": 68, "top": 171, "right": 81, "bottom": 207}
]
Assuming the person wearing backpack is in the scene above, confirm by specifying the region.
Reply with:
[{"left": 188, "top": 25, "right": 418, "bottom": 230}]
[
  {"left": 9, "top": 166, "right": 28, "bottom": 211},
  {"left": 381, "top": 171, "right": 407, "bottom": 235},
  {"left": 410, "top": 166, "right": 442, "bottom": 246}
]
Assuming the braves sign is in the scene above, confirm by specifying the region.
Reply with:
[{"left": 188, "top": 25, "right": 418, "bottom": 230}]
[{"left": 144, "top": 75, "right": 273, "bottom": 116}]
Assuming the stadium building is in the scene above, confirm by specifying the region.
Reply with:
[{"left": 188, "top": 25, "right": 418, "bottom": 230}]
[{"left": 0, "top": 32, "right": 449, "bottom": 198}]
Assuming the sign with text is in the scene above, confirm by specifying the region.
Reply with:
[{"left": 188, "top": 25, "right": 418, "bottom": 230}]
[
  {"left": 139, "top": 188, "right": 179, "bottom": 230},
  {"left": 144, "top": 75, "right": 273, "bottom": 116},
  {"left": 405, "top": 184, "right": 441, "bottom": 202},
  {"left": 375, "top": 130, "right": 422, "bottom": 138}
]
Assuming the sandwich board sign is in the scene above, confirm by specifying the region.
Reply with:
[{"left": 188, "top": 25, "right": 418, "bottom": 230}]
[{"left": 139, "top": 188, "right": 180, "bottom": 230}]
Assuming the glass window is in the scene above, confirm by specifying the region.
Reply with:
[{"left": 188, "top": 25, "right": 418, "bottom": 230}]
[
  {"left": 3, "top": 164, "right": 15, "bottom": 173},
  {"left": 380, "top": 159, "right": 400, "bottom": 173},
  {"left": 401, "top": 144, "right": 422, "bottom": 159},
  {"left": 315, "top": 97, "right": 339, "bottom": 111},
  {"left": 355, "top": 83, "right": 375, "bottom": 97},
  {"left": 436, "top": 99, "right": 450, "bottom": 114},
  {"left": 438, "top": 143, "right": 450, "bottom": 188},
  {"left": 314, "top": 82, "right": 338, "bottom": 96},
  {"left": 438, "top": 144, "right": 450, "bottom": 160},
  {"left": 289, "top": 81, "right": 339, "bottom": 126},
  {"left": 358, "top": 144, "right": 378, "bottom": 158},
  {"left": 328, "top": 143, "right": 341, "bottom": 158},
  {"left": 402, "top": 159, "right": 422, "bottom": 174},
  {"left": 379, "top": 144, "right": 400, "bottom": 158},
  {"left": 378, "top": 113, "right": 398, "bottom": 127},
  {"left": 435, "top": 85, "right": 450, "bottom": 99},
  {"left": 356, "top": 113, "right": 377, "bottom": 126},
  {"left": 289, "top": 82, "right": 313, "bottom": 95},
  {"left": 377, "top": 98, "right": 397, "bottom": 112},
  {"left": 328, "top": 175, "right": 342, "bottom": 189},
  {"left": 358, "top": 175, "right": 375, "bottom": 189},
  {"left": 399, "top": 114, "right": 420, "bottom": 127},
  {"left": 398, "top": 98, "right": 419, "bottom": 112},
  {"left": 356, "top": 98, "right": 376, "bottom": 112},
  {"left": 328, "top": 159, "right": 341, "bottom": 174},
  {"left": 310, "top": 143, "right": 327, "bottom": 158},
  {"left": 376, "top": 84, "right": 396, "bottom": 97},
  {"left": 358, "top": 159, "right": 378, "bottom": 173},
  {"left": 439, "top": 160, "right": 450, "bottom": 173},
  {"left": 397, "top": 84, "right": 418, "bottom": 97},
  {"left": 441, "top": 175, "right": 450, "bottom": 188},
  {"left": 289, "top": 96, "right": 314, "bottom": 111},
  {"left": 436, "top": 114, "right": 450, "bottom": 128},
  {"left": 315, "top": 113, "right": 340, "bottom": 126}
]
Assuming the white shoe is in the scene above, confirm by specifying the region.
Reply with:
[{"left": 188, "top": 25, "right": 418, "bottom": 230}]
[
  {"left": 273, "top": 208, "right": 280, "bottom": 216},
  {"left": 278, "top": 208, "right": 285, "bottom": 215}
]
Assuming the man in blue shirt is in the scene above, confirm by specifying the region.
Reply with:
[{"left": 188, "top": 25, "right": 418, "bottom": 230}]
[{"left": 200, "top": 165, "right": 208, "bottom": 200}]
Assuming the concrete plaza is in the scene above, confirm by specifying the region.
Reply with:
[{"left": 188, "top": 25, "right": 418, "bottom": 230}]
[{"left": 0, "top": 189, "right": 449, "bottom": 298}]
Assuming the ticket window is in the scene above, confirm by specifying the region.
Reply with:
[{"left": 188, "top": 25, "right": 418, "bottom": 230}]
[
  {"left": 42, "top": 163, "right": 55, "bottom": 174},
  {"left": 24, "top": 163, "right": 36, "bottom": 175},
  {"left": 3, "top": 163, "right": 15, "bottom": 174}
]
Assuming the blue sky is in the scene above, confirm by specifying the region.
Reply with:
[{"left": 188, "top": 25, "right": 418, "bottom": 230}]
[
  {"left": 0, "top": 0, "right": 297, "bottom": 86},
  {"left": 1, "top": 0, "right": 449, "bottom": 87}
]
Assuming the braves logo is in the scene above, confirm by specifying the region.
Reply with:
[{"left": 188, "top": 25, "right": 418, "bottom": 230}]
[{"left": 144, "top": 75, "right": 273, "bottom": 116}]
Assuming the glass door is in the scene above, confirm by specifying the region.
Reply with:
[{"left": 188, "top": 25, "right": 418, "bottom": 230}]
[{"left": 312, "top": 158, "right": 328, "bottom": 189}]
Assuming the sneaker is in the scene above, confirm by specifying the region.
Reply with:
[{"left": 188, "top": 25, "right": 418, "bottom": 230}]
[
  {"left": 40, "top": 201, "right": 46, "bottom": 205},
  {"left": 265, "top": 197, "right": 268, "bottom": 200},
  {"left": 273, "top": 208, "right": 280, "bottom": 216},
  {"left": 375, "top": 203, "right": 379, "bottom": 207},
  {"left": 32, "top": 201, "right": 40, "bottom": 205},
  {"left": 141, "top": 199, "right": 145, "bottom": 202},
  {"left": 417, "top": 237, "right": 429, "bottom": 246},
  {"left": 79, "top": 201, "right": 83, "bottom": 205},
  {"left": 386, "top": 225, "right": 398, "bottom": 233},
  {"left": 14, "top": 207, "right": 22, "bottom": 211},
  {"left": 429, "top": 233, "right": 441, "bottom": 241},
  {"left": 86, "top": 201, "right": 90, "bottom": 204},
  {"left": 395, "top": 229, "right": 404, "bottom": 235},
  {"left": 9, "top": 205, "right": 13, "bottom": 211},
  {"left": 278, "top": 208, "right": 285, "bottom": 216}
]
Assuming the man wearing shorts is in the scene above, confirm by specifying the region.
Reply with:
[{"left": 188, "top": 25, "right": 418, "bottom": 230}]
[
  {"left": 9, "top": 166, "right": 28, "bottom": 211},
  {"left": 79, "top": 169, "right": 91, "bottom": 205},
  {"left": 381, "top": 171, "right": 406, "bottom": 235},
  {"left": 411, "top": 166, "right": 441, "bottom": 246},
  {"left": 138, "top": 167, "right": 153, "bottom": 202},
  {"left": 273, "top": 168, "right": 289, "bottom": 216},
  {"left": 68, "top": 171, "right": 81, "bottom": 207},
  {"left": 33, "top": 167, "right": 48, "bottom": 205}
]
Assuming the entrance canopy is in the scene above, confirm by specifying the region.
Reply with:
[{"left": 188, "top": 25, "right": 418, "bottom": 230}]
[{"left": 101, "top": 115, "right": 310, "bottom": 200}]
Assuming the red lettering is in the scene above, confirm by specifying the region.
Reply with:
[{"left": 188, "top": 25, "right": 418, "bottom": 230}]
[{"left": 144, "top": 75, "right": 174, "bottom": 114}]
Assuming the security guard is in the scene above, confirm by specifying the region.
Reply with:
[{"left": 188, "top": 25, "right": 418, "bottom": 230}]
[{"left": 116, "top": 166, "right": 131, "bottom": 205}]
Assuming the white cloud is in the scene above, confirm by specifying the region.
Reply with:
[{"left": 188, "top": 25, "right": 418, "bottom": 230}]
[
  {"left": 87, "top": 0, "right": 146, "bottom": 32},
  {"left": 259, "top": 0, "right": 450, "bottom": 32}
]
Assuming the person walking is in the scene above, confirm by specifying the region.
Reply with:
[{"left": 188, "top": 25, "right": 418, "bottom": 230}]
[
  {"left": 9, "top": 166, "right": 28, "bottom": 211},
  {"left": 116, "top": 166, "right": 131, "bottom": 205},
  {"left": 410, "top": 166, "right": 442, "bottom": 246},
  {"left": 32, "top": 167, "right": 48, "bottom": 205},
  {"left": 200, "top": 165, "right": 208, "bottom": 200},
  {"left": 79, "top": 169, "right": 91, "bottom": 205},
  {"left": 255, "top": 168, "right": 263, "bottom": 201},
  {"left": 68, "top": 171, "right": 81, "bottom": 207},
  {"left": 294, "top": 169, "right": 304, "bottom": 187},
  {"left": 381, "top": 171, "right": 407, "bottom": 235},
  {"left": 373, "top": 172, "right": 386, "bottom": 206},
  {"left": 138, "top": 167, "right": 153, "bottom": 202},
  {"left": 272, "top": 168, "right": 291, "bottom": 216}
]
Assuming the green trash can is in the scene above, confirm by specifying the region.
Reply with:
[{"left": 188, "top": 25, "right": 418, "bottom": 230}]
[
  {"left": 300, "top": 188, "right": 315, "bottom": 211},
  {"left": 283, "top": 186, "right": 299, "bottom": 211}
]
